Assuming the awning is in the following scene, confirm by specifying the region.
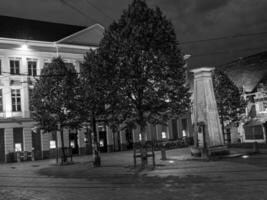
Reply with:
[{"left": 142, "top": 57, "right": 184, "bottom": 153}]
[{"left": 244, "top": 118, "right": 267, "bottom": 127}]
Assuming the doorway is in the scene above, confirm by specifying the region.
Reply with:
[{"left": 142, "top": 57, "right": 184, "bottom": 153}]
[
  {"left": 32, "top": 129, "right": 42, "bottom": 160},
  {"left": 99, "top": 130, "right": 107, "bottom": 153},
  {"left": 13, "top": 128, "right": 23, "bottom": 152},
  {"left": 69, "top": 129, "right": 79, "bottom": 155},
  {"left": 125, "top": 128, "right": 133, "bottom": 150},
  {"left": 0, "top": 129, "right": 5, "bottom": 162}
]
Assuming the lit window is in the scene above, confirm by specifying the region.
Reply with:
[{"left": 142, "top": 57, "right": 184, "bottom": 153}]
[
  {"left": 10, "top": 59, "right": 20, "bottom": 75},
  {"left": 27, "top": 59, "right": 37, "bottom": 76},
  {"left": 11, "top": 89, "right": 21, "bottom": 112},
  {"left": 50, "top": 140, "right": 56, "bottom": 149},
  {"left": 15, "top": 143, "right": 22, "bottom": 152},
  {"left": 99, "top": 140, "right": 104, "bottom": 147},
  {"left": 162, "top": 131, "right": 167, "bottom": 139}
]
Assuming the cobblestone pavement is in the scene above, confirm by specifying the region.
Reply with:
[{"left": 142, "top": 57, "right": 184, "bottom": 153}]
[{"left": 1, "top": 147, "right": 267, "bottom": 200}]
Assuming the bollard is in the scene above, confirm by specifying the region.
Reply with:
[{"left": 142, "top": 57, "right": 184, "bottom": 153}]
[
  {"left": 253, "top": 142, "right": 259, "bottom": 153},
  {"left": 161, "top": 147, "right": 167, "bottom": 160},
  {"left": 201, "top": 148, "right": 209, "bottom": 160}
]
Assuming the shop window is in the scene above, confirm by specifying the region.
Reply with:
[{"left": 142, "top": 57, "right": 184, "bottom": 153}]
[
  {"left": 50, "top": 141, "right": 56, "bottom": 149},
  {"left": 13, "top": 128, "right": 23, "bottom": 151},
  {"left": 14, "top": 143, "right": 22, "bottom": 152},
  {"left": 161, "top": 125, "right": 167, "bottom": 139},
  {"left": 50, "top": 131, "right": 57, "bottom": 149},
  {"left": 182, "top": 118, "right": 188, "bottom": 137}
]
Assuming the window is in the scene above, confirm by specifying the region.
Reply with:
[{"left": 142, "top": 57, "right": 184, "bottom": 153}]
[
  {"left": 11, "top": 89, "right": 21, "bottom": 112},
  {"left": 0, "top": 59, "right": 1, "bottom": 75},
  {"left": 182, "top": 118, "right": 188, "bottom": 137},
  {"left": 259, "top": 101, "right": 267, "bottom": 112},
  {"left": 43, "top": 59, "right": 51, "bottom": 68},
  {"left": 10, "top": 59, "right": 20, "bottom": 75},
  {"left": 244, "top": 125, "right": 264, "bottom": 140},
  {"left": 27, "top": 59, "right": 37, "bottom": 76},
  {"left": 50, "top": 131, "right": 57, "bottom": 149},
  {"left": 65, "top": 62, "right": 75, "bottom": 70},
  {"left": 0, "top": 89, "right": 2, "bottom": 112}
]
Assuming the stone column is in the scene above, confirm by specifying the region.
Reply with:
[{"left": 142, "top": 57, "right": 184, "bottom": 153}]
[
  {"left": 191, "top": 67, "right": 224, "bottom": 147},
  {"left": 77, "top": 129, "right": 86, "bottom": 155},
  {"left": 106, "top": 126, "right": 114, "bottom": 152},
  {"left": 21, "top": 77, "right": 30, "bottom": 118}
]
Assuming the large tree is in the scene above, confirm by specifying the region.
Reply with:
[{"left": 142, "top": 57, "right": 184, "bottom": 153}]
[
  {"left": 213, "top": 69, "right": 246, "bottom": 139},
  {"left": 99, "top": 0, "right": 190, "bottom": 167},
  {"left": 79, "top": 50, "right": 107, "bottom": 167},
  {"left": 31, "top": 57, "right": 81, "bottom": 163}
]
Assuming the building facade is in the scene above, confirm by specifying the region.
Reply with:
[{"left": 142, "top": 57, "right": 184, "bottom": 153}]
[{"left": 220, "top": 51, "right": 267, "bottom": 143}]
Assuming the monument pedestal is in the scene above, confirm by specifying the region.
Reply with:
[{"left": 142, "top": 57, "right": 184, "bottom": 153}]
[{"left": 190, "top": 67, "right": 229, "bottom": 157}]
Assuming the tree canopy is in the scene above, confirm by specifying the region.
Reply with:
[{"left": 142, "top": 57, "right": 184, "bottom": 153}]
[
  {"left": 99, "top": 0, "right": 190, "bottom": 139},
  {"left": 31, "top": 57, "right": 81, "bottom": 132},
  {"left": 213, "top": 69, "right": 246, "bottom": 132}
]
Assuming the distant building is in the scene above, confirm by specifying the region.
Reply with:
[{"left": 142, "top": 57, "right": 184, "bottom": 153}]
[
  {"left": 220, "top": 51, "right": 267, "bottom": 143},
  {"left": 0, "top": 16, "right": 192, "bottom": 162}
]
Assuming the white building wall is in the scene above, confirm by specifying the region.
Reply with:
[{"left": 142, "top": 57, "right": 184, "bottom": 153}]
[
  {"left": 78, "top": 129, "right": 86, "bottom": 149},
  {"left": 56, "top": 129, "right": 70, "bottom": 148},
  {"left": 23, "top": 127, "right": 32, "bottom": 152},
  {"left": 41, "top": 131, "right": 50, "bottom": 152},
  {"left": 4, "top": 128, "right": 13, "bottom": 154},
  {"left": 106, "top": 126, "right": 113, "bottom": 147},
  {"left": 0, "top": 41, "right": 94, "bottom": 160}
]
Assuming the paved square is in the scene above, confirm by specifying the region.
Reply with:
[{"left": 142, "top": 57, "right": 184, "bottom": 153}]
[{"left": 0, "top": 148, "right": 267, "bottom": 200}]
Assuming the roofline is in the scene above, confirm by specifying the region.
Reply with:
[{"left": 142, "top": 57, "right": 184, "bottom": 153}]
[
  {"left": 56, "top": 23, "right": 105, "bottom": 43},
  {"left": 0, "top": 37, "right": 97, "bottom": 50},
  {"left": 218, "top": 50, "right": 267, "bottom": 69}
]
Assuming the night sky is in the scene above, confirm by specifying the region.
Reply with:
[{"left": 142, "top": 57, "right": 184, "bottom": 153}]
[{"left": 0, "top": 0, "right": 266, "bottom": 68}]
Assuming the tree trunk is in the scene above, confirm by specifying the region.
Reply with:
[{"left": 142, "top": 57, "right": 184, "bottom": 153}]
[
  {"left": 140, "top": 124, "right": 148, "bottom": 169},
  {"left": 60, "top": 128, "right": 67, "bottom": 164},
  {"left": 91, "top": 113, "right": 101, "bottom": 167},
  {"left": 193, "top": 124, "right": 198, "bottom": 147},
  {"left": 113, "top": 131, "right": 116, "bottom": 152},
  {"left": 220, "top": 116, "right": 225, "bottom": 144}
]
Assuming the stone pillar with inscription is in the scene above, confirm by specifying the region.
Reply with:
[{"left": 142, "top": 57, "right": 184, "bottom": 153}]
[{"left": 191, "top": 67, "right": 224, "bottom": 150}]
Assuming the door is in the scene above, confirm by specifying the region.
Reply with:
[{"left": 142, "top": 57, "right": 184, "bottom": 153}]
[
  {"left": 85, "top": 128, "right": 92, "bottom": 154},
  {"left": 13, "top": 128, "right": 23, "bottom": 152},
  {"left": 0, "top": 129, "right": 5, "bottom": 162},
  {"left": 99, "top": 131, "right": 107, "bottom": 152},
  {"left": 172, "top": 119, "right": 178, "bottom": 140},
  {"left": 32, "top": 130, "right": 42, "bottom": 160},
  {"left": 69, "top": 129, "right": 79, "bottom": 154},
  {"left": 125, "top": 129, "right": 133, "bottom": 150}
]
